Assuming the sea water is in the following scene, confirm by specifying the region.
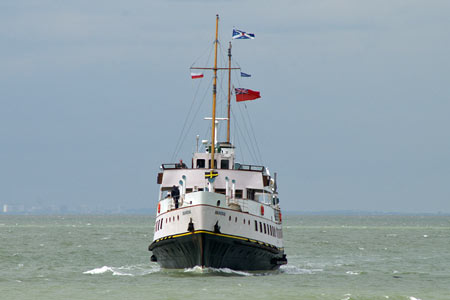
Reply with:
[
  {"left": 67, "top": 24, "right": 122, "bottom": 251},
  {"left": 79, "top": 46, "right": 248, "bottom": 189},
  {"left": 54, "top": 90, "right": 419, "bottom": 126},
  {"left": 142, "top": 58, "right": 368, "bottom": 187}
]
[{"left": 0, "top": 215, "right": 449, "bottom": 300}]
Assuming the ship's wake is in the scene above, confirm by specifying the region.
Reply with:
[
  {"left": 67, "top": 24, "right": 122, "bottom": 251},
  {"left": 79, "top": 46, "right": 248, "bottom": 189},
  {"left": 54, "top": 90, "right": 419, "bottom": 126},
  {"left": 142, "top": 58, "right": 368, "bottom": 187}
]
[
  {"left": 83, "top": 264, "right": 160, "bottom": 276},
  {"left": 183, "top": 266, "right": 253, "bottom": 276},
  {"left": 83, "top": 264, "right": 314, "bottom": 277}
]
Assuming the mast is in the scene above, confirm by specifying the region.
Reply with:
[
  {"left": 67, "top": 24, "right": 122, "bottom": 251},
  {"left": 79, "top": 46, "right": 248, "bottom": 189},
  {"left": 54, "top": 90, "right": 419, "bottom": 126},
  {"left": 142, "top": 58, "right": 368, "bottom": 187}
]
[
  {"left": 227, "top": 42, "right": 232, "bottom": 143},
  {"left": 211, "top": 14, "right": 219, "bottom": 170}
]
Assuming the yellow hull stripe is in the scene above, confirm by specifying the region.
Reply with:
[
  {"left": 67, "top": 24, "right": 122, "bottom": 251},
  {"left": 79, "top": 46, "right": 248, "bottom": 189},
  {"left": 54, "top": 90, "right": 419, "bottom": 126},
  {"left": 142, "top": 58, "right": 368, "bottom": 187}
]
[{"left": 154, "top": 230, "right": 284, "bottom": 251}]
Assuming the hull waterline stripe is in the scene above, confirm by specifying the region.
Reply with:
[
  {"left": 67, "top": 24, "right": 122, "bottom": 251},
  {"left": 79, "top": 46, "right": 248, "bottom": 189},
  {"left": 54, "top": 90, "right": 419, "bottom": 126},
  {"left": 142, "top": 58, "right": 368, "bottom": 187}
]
[{"left": 152, "top": 230, "right": 284, "bottom": 251}]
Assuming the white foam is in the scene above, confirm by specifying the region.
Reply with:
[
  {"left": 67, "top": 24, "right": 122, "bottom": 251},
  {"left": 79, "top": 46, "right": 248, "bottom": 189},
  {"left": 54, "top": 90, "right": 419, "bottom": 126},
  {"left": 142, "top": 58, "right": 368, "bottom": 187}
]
[
  {"left": 214, "top": 267, "right": 251, "bottom": 276},
  {"left": 184, "top": 266, "right": 204, "bottom": 273},
  {"left": 83, "top": 265, "right": 160, "bottom": 276},
  {"left": 84, "top": 266, "right": 112, "bottom": 274},
  {"left": 410, "top": 297, "right": 422, "bottom": 300},
  {"left": 183, "top": 266, "right": 252, "bottom": 276},
  {"left": 346, "top": 271, "right": 360, "bottom": 275}
]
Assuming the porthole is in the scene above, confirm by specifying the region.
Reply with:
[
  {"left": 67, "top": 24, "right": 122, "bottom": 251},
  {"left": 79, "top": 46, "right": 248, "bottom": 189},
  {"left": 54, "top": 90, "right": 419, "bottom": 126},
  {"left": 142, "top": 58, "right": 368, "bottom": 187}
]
[
  {"left": 235, "top": 217, "right": 237, "bottom": 222},
  {"left": 229, "top": 216, "right": 231, "bottom": 221}
]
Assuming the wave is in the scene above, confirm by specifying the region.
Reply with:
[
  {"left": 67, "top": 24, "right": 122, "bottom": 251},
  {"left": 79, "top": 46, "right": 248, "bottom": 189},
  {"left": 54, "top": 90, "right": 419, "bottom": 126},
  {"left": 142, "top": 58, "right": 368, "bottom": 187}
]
[
  {"left": 345, "top": 271, "right": 360, "bottom": 275},
  {"left": 83, "top": 264, "right": 160, "bottom": 276},
  {"left": 183, "top": 266, "right": 252, "bottom": 276},
  {"left": 182, "top": 265, "right": 323, "bottom": 276},
  {"left": 83, "top": 264, "right": 323, "bottom": 277},
  {"left": 280, "top": 265, "right": 323, "bottom": 275}
]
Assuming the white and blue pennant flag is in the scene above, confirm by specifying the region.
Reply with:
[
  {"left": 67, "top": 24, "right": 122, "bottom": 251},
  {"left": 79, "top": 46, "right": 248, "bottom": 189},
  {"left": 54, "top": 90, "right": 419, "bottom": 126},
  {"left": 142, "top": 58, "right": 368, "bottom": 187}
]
[{"left": 232, "top": 29, "right": 255, "bottom": 40}]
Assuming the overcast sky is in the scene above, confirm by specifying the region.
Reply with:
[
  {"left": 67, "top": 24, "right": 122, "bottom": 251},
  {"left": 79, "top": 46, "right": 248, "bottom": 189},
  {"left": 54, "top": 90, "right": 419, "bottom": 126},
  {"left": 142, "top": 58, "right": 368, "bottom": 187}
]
[{"left": 1, "top": 0, "right": 449, "bottom": 213}]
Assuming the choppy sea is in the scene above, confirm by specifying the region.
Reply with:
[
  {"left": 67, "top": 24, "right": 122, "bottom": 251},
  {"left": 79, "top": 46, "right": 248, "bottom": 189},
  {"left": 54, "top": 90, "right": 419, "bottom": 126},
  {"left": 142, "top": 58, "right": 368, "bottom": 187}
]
[{"left": 0, "top": 215, "right": 449, "bottom": 300}]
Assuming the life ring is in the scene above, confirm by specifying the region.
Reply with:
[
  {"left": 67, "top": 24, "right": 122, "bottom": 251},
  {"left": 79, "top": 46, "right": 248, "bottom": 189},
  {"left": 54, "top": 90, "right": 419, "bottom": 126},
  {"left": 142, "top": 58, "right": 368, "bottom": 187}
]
[
  {"left": 158, "top": 203, "right": 161, "bottom": 214},
  {"left": 279, "top": 211, "right": 282, "bottom": 222},
  {"left": 260, "top": 205, "right": 264, "bottom": 216}
]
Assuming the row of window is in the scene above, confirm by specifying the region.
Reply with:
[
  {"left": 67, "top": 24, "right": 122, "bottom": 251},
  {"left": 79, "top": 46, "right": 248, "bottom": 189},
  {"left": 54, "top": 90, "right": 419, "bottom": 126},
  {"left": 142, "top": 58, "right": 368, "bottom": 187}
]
[
  {"left": 155, "top": 215, "right": 180, "bottom": 232},
  {"left": 226, "top": 215, "right": 282, "bottom": 239},
  {"left": 254, "top": 220, "right": 282, "bottom": 238},
  {"left": 196, "top": 159, "right": 229, "bottom": 169}
]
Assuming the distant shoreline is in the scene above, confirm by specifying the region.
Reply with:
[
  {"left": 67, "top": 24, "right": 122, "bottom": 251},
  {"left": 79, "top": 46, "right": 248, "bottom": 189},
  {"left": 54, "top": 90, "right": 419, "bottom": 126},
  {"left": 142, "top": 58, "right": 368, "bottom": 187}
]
[{"left": 1, "top": 210, "right": 449, "bottom": 216}]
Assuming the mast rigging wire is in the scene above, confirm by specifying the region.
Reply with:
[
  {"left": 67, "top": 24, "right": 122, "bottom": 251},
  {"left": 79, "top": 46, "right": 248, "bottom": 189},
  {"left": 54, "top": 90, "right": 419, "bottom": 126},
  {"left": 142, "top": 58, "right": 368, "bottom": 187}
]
[
  {"left": 171, "top": 31, "right": 265, "bottom": 166},
  {"left": 171, "top": 44, "right": 214, "bottom": 161},
  {"left": 171, "top": 76, "right": 213, "bottom": 161}
]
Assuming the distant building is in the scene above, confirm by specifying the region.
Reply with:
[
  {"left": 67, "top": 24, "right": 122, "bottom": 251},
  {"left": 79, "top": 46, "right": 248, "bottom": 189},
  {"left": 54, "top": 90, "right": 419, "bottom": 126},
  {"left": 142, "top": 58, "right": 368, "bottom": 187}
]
[{"left": 3, "top": 204, "right": 7, "bottom": 213}]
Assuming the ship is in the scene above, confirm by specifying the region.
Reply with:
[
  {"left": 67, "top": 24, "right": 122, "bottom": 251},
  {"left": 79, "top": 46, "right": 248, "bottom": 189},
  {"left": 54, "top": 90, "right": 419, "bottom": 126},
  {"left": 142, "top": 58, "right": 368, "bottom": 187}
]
[{"left": 148, "top": 15, "right": 287, "bottom": 271}]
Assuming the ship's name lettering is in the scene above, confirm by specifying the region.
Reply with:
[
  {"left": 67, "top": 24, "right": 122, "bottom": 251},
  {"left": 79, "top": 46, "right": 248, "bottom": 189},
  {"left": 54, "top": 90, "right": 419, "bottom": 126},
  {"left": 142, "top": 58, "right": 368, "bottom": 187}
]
[
  {"left": 215, "top": 211, "right": 226, "bottom": 216},
  {"left": 182, "top": 210, "right": 191, "bottom": 215}
]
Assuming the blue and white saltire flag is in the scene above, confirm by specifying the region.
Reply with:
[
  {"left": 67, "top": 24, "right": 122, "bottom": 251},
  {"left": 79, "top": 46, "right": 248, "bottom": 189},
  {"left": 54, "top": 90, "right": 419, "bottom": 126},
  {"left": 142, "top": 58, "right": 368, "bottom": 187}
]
[
  {"left": 232, "top": 29, "right": 255, "bottom": 40},
  {"left": 240, "top": 72, "right": 251, "bottom": 77}
]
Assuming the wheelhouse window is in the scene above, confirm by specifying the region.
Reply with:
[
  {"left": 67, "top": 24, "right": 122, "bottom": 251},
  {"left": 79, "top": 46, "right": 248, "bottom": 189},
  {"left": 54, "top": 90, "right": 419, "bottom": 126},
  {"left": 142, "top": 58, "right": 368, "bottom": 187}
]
[
  {"left": 220, "top": 159, "right": 229, "bottom": 169},
  {"left": 196, "top": 159, "right": 205, "bottom": 168}
]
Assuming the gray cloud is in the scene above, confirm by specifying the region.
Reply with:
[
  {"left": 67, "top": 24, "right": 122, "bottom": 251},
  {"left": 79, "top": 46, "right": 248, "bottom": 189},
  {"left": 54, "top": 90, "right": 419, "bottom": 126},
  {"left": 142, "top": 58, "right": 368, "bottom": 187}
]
[{"left": 1, "top": 0, "right": 449, "bottom": 213}]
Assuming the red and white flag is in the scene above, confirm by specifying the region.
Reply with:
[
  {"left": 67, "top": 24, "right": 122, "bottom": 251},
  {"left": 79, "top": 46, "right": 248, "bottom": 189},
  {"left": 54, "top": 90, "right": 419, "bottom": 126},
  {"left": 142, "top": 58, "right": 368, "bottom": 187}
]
[{"left": 190, "top": 72, "right": 204, "bottom": 79}]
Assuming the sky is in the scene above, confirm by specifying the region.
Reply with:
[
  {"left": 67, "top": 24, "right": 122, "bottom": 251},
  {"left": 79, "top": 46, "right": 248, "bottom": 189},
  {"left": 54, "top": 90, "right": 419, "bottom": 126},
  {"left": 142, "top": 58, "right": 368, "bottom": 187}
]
[{"left": 1, "top": 0, "right": 449, "bottom": 213}]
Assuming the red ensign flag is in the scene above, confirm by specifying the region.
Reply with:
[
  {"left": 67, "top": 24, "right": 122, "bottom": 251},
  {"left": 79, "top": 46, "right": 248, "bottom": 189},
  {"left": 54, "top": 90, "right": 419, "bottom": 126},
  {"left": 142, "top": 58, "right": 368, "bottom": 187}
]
[{"left": 235, "top": 88, "right": 261, "bottom": 102}]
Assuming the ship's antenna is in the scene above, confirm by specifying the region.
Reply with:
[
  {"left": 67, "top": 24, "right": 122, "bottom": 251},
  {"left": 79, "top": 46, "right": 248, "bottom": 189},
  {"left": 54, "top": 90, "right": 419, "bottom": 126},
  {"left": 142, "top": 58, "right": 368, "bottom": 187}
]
[
  {"left": 227, "top": 41, "right": 232, "bottom": 143},
  {"left": 210, "top": 14, "right": 219, "bottom": 170},
  {"left": 196, "top": 135, "right": 199, "bottom": 153}
]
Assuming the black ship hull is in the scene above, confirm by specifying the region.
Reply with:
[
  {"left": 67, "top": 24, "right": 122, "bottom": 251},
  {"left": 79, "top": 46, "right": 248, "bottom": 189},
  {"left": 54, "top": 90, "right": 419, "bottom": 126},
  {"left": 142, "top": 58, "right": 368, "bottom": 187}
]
[{"left": 149, "top": 230, "right": 287, "bottom": 271}]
